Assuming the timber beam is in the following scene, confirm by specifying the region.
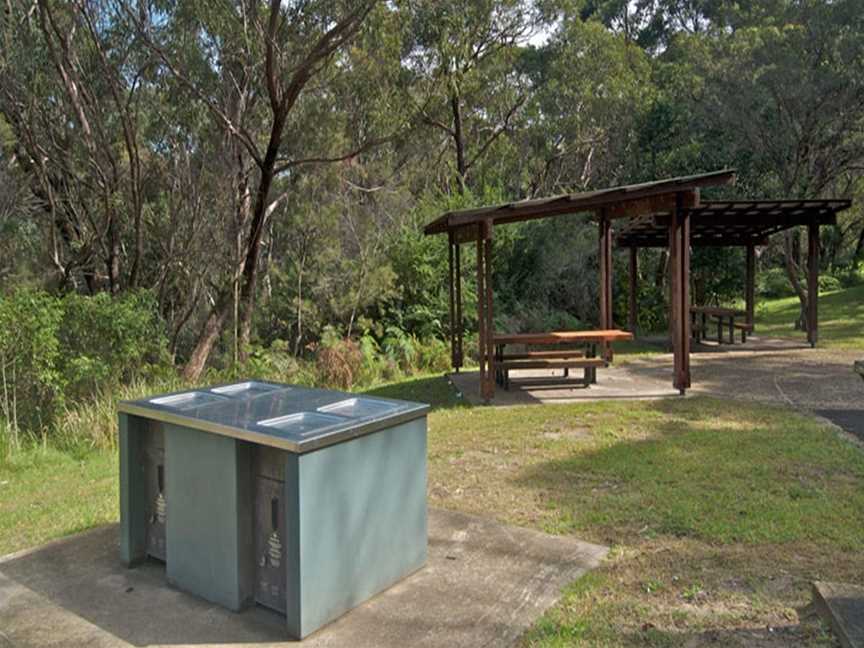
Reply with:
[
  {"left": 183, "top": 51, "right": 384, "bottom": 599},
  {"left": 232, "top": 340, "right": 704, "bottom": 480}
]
[
  {"left": 605, "top": 190, "right": 699, "bottom": 220},
  {"left": 655, "top": 212, "right": 837, "bottom": 228}
]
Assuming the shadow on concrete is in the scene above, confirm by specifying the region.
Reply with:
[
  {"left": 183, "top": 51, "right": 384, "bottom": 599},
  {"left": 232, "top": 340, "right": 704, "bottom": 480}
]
[
  {"left": 0, "top": 510, "right": 607, "bottom": 648},
  {"left": 0, "top": 526, "right": 288, "bottom": 646}
]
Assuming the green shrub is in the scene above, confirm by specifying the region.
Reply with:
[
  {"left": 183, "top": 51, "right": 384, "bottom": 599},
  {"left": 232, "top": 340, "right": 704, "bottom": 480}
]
[
  {"left": 832, "top": 262, "right": 864, "bottom": 288},
  {"left": 236, "top": 340, "right": 315, "bottom": 386},
  {"left": 415, "top": 337, "right": 450, "bottom": 373},
  {"left": 818, "top": 274, "right": 842, "bottom": 293},
  {"left": 498, "top": 302, "right": 584, "bottom": 334},
  {"left": 58, "top": 291, "right": 166, "bottom": 400},
  {"left": 757, "top": 267, "right": 796, "bottom": 298},
  {"left": 0, "top": 289, "right": 64, "bottom": 446},
  {"left": 0, "top": 288, "right": 169, "bottom": 451}
]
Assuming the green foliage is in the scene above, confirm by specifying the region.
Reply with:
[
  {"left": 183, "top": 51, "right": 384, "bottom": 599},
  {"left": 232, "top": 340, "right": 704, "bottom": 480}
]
[
  {"left": 382, "top": 222, "right": 451, "bottom": 339},
  {"left": 0, "top": 289, "right": 167, "bottom": 450},
  {"left": 58, "top": 291, "right": 166, "bottom": 400},
  {"left": 692, "top": 247, "right": 745, "bottom": 305},
  {"left": 0, "top": 289, "right": 64, "bottom": 446},
  {"left": 832, "top": 262, "right": 864, "bottom": 288},
  {"left": 634, "top": 281, "right": 669, "bottom": 332},
  {"left": 758, "top": 267, "right": 796, "bottom": 298},
  {"left": 819, "top": 274, "right": 842, "bottom": 293}
]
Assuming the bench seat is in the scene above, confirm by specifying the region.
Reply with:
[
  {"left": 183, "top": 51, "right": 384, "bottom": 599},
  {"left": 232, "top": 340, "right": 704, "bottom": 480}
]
[
  {"left": 500, "top": 350, "right": 586, "bottom": 361},
  {"left": 733, "top": 321, "right": 754, "bottom": 342},
  {"left": 499, "top": 358, "right": 607, "bottom": 371},
  {"left": 497, "top": 357, "right": 607, "bottom": 390}
]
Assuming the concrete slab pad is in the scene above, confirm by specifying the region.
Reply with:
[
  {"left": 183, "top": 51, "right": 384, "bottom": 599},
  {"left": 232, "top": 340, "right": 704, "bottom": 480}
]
[
  {"left": 451, "top": 336, "right": 863, "bottom": 415},
  {"left": 813, "top": 581, "right": 864, "bottom": 648},
  {"left": 450, "top": 366, "right": 681, "bottom": 407},
  {"left": 0, "top": 508, "right": 607, "bottom": 647}
]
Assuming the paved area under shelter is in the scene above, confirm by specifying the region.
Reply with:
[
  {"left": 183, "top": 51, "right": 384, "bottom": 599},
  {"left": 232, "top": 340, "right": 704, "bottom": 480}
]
[
  {"left": 451, "top": 336, "right": 864, "bottom": 441},
  {"left": 0, "top": 508, "right": 607, "bottom": 648}
]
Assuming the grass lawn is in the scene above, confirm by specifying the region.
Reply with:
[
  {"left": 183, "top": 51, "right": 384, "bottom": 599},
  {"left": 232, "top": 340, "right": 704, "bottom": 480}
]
[
  {"left": 2, "top": 375, "right": 863, "bottom": 646},
  {"left": 0, "top": 445, "right": 117, "bottom": 556},
  {"left": 755, "top": 284, "right": 864, "bottom": 350}
]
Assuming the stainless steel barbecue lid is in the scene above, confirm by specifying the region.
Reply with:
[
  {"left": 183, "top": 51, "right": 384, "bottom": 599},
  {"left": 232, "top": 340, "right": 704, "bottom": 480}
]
[{"left": 118, "top": 380, "right": 429, "bottom": 453}]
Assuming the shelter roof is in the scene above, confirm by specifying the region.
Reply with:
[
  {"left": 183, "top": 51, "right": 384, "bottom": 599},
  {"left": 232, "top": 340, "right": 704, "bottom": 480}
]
[
  {"left": 614, "top": 199, "right": 852, "bottom": 248},
  {"left": 423, "top": 169, "right": 737, "bottom": 236}
]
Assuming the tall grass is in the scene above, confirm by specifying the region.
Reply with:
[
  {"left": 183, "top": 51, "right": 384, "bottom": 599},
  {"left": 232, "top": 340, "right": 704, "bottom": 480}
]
[
  {"left": 8, "top": 332, "right": 453, "bottom": 453},
  {"left": 54, "top": 377, "right": 189, "bottom": 451}
]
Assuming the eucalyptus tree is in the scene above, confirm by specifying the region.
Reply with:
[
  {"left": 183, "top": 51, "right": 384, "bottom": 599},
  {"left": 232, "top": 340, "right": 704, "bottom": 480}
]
[
  {"left": 682, "top": 0, "right": 864, "bottom": 327},
  {"left": 123, "top": 0, "right": 392, "bottom": 378},
  {"left": 405, "top": 0, "right": 541, "bottom": 194},
  {"left": 520, "top": 16, "right": 653, "bottom": 195},
  {"left": 0, "top": 1, "right": 156, "bottom": 294},
  {"left": 0, "top": 0, "right": 237, "bottom": 362}
]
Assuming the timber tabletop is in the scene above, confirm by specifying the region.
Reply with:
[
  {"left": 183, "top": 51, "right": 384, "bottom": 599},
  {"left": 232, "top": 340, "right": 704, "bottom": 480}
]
[{"left": 493, "top": 329, "right": 634, "bottom": 346}]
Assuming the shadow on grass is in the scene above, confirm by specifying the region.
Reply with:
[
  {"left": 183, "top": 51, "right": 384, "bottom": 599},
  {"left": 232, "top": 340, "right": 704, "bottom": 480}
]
[
  {"left": 512, "top": 397, "right": 864, "bottom": 549},
  {"left": 362, "top": 374, "right": 470, "bottom": 411}
]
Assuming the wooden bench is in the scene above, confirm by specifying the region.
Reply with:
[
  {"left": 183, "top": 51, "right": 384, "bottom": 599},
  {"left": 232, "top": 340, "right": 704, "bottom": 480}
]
[
  {"left": 733, "top": 321, "right": 754, "bottom": 343},
  {"left": 498, "top": 357, "right": 607, "bottom": 389},
  {"left": 492, "top": 330, "right": 633, "bottom": 390},
  {"left": 500, "top": 350, "right": 588, "bottom": 360},
  {"left": 691, "top": 306, "right": 747, "bottom": 344}
]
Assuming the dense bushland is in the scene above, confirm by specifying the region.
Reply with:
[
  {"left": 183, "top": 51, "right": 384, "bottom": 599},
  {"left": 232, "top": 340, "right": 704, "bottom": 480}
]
[{"left": 0, "top": 287, "right": 454, "bottom": 454}]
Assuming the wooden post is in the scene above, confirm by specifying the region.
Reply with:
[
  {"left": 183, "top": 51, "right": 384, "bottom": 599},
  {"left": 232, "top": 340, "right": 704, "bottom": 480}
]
[
  {"left": 669, "top": 193, "right": 691, "bottom": 393},
  {"left": 448, "top": 232, "right": 456, "bottom": 369},
  {"left": 745, "top": 244, "right": 755, "bottom": 329},
  {"left": 807, "top": 224, "right": 819, "bottom": 348},
  {"left": 598, "top": 209, "right": 613, "bottom": 330},
  {"left": 454, "top": 241, "right": 463, "bottom": 370},
  {"left": 628, "top": 247, "right": 638, "bottom": 333},
  {"left": 669, "top": 207, "right": 680, "bottom": 389},
  {"left": 483, "top": 220, "right": 495, "bottom": 400},
  {"left": 476, "top": 220, "right": 495, "bottom": 402},
  {"left": 681, "top": 197, "right": 691, "bottom": 389},
  {"left": 476, "top": 225, "right": 486, "bottom": 399}
]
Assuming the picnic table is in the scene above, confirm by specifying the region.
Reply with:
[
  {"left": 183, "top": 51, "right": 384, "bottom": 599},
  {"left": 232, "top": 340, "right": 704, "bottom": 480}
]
[
  {"left": 690, "top": 306, "right": 751, "bottom": 344},
  {"left": 492, "top": 329, "right": 634, "bottom": 390}
]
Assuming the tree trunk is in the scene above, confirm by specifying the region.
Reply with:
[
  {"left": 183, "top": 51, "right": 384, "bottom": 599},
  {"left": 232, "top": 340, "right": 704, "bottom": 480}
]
[
  {"left": 782, "top": 230, "right": 809, "bottom": 330},
  {"left": 236, "top": 113, "right": 287, "bottom": 361},
  {"left": 654, "top": 250, "right": 668, "bottom": 289},
  {"left": 181, "top": 287, "right": 232, "bottom": 381},
  {"left": 450, "top": 92, "right": 467, "bottom": 193}
]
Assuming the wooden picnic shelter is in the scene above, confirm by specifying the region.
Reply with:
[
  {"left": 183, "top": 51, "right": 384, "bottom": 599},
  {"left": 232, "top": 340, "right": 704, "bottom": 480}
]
[
  {"left": 423, "top": 169, "right": 852, "bottom": 401},
  {"left": 615, "top": 197, "right": 852, "bottom": 348}
]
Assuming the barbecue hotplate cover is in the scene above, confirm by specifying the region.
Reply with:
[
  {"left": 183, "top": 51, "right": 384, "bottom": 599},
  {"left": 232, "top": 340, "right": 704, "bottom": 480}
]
[{"left": 119, "top": 381, "right": 428, "bottom": 453}]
